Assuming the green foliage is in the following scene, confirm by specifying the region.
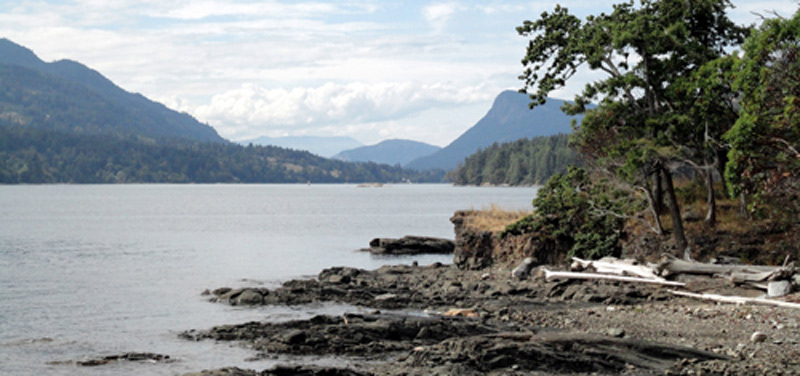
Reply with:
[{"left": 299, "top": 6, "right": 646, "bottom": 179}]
[
  {"left": 445, "top": 134, "right": 577, "bottom": 186},
  {"left": 502, "top": 167, "right": 623, "bottom": 260},
  {"left": 0, "top": 126, "right": 444, "bottom": 184},
  {"left": 725, "top": 10, "right": 800, "bottom": 219},
  {"left": 518, "top": 0, "right": 748, "bottom": 252}
]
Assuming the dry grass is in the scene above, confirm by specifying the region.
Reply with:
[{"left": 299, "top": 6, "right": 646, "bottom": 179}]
[{"left": 461, "top": 204, "right": 532, "bottom": 233}]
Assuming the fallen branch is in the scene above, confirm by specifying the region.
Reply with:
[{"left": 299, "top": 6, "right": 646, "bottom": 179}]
[
  {"left": 543, "top": 269, "right": 686, "bottom": 287},
  {"left": 668, "top": 290, "right": 800, "bottom": 309}
]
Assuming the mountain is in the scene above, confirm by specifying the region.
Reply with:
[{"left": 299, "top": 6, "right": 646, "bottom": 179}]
[
  {"left": 0, "top": 39, "right": 448, "bottom": 184},
  {"left": 239, "top": 135, "right": 363, "bottom": 158},
  {"left": 405, "top": 90, "right": 577, "bottom": 171},
  {"left": 0, "top": 38, "right": 224, "bottom": 143},
  {"left": 332, "top": 139, "right": 441, "bottom": 166}
]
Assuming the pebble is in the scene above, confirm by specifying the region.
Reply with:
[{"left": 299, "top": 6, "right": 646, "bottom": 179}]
[
  {"left": 607, "top": 328, "right": 626, "bottom": 338},
  {"left": 750, "top": 332, "right": 767, "bottom": 343}
]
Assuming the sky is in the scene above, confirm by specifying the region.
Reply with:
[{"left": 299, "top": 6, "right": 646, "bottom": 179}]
[{"left": 1, "top": 1, "right": 798, "bottom": 147}]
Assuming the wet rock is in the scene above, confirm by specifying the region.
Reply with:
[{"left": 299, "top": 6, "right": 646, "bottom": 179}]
[
  {"left": 362, "top": 236, "right": 454, "bottom": 255},
  {"left": 183, "top": 367, "right": 257, "bottom": 376},
  {"left": 183, "top": 365, "right": 373, "bottom": 376},
  {"left": 76, "top": 352, "right": 172, "bottom": 366},
  {"left": 235, "top": 289, "right": 264, "bottom": 305}
]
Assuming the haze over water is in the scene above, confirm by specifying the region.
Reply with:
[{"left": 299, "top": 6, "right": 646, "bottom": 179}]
[{"left": 0, "top": 184, "right": 537, "bottom": 375}]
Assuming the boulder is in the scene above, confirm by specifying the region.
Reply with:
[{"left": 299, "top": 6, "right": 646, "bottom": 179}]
[
  {"left": 234, "top": 289, "right": 264, "bottom": 305},
  {"left": 363, "top": 236, "right": 454, "bottom": 255},
  {"left": 511, "top": 257, "right": 537, "bottom": 279},
  {"left": 768, "top": 280, "right": 792, "bottom": 297}
]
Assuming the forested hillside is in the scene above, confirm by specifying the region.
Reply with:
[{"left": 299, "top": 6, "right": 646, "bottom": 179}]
[
  {"left": 0, "top": 39, "right": 448, "bottom": 184},
  {"left": 446, "top": 134, "right": 576, "bottom": 186},
  {"left": 0, "top": 126, "right": 443, "bottom": 184}
]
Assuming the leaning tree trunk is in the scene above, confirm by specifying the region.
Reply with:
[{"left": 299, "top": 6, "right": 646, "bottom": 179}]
[
  {"left": 661, "top": 166, "right": 689, "bottom": 258},
  {"left": 716, "top": 149, "right": 728, "bottom": 198},
  {"left": 652, "top": 170, "right": 665, "bottom": 215},
  {"left": 704, "top": 158, "right": 716, "bottom": 227},
  {"left": 643, "top": 186, "right": 665, "bottom": 234}
]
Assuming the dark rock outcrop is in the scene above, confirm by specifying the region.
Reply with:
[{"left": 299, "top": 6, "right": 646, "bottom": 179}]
[
  {"left": 398, "top": 332, "right": 726, "bottom": 375},
  {"left": 184, "top": 365, "right": 373, "bottom": 376},
  {"left": 181, "top": 312, "right": 500, "bottom": 358},
  {"left": 362, "top": 236, "right": 454, "bottom": 255},
  {"left": 74, "top": 352, "right": 172, "bottom": 366}
]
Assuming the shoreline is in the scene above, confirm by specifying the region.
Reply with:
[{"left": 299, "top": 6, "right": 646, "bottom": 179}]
[{"left": 179, "top": 261, "right": 800, "bottom": 375}]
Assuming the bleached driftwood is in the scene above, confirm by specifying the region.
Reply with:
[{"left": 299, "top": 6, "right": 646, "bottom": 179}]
[
  {"left": 668, "top": 290, "right": 800, "bottom": 309},
  {"left": 571, "top": 257, "right": 664, "bottom": 281},
  {"left": 543, "top": 269, "right": 686, "bottom": 287},
  {"left": 655, "top": 258, "right": 783, "bottom": 278},
  {"left": 729, "top": 265, "right": 795, "bottom": 284}
]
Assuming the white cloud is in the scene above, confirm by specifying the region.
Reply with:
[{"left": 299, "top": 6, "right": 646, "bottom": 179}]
[
  {"left": 194, "top": 81, "right": 496, "bottom": 141},
  {"left": 422, "top": 2, "right": 460, "bottom": 32},
  {"left": 3, "top": 0, "right": 792, "bottom": 146}
]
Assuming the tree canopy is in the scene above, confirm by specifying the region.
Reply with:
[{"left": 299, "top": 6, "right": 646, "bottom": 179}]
[
  {"left": 516, "top": 0, "right": 748, "bottom": 255},
  {"left": 725, "top": 10, "right": 800, "bottom": 219}
]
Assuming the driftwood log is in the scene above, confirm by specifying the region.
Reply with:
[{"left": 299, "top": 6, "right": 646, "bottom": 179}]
[
  {"left": 571, "top": 257, "right": 665, "bottom": 280},
  {"left": 669, "top": 290, "right": 800, "bottom": 309},
  {"left": 655, "top": 258, "right": 784, "bottom": 277},
  {"left": 543, "top": 269, "right": 686, "bottom": 287}
]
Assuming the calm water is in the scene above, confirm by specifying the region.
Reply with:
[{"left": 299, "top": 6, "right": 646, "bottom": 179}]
[{"left": 0, "top": 184, "right": 537, "bottom": 375}]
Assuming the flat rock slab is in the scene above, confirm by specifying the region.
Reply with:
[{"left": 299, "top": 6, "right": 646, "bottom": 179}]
[
  {"left": 395, "top": 331, "right": 727, "bottom": 375},
  {"left": 363, "top": 236, "right": 454, "bottom": 255},
  {"left": 183, "top": 365, "right": 374, "bottom": 376},
  {"left": 181, "top": 313, "right": 500, "bottom": 358},
  {"left": 71, "top": 352, "right": 173, "bottom": 367}
]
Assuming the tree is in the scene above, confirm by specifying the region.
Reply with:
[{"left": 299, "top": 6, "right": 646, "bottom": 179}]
[
  {"left": 517, "top": 0, "right": 746, "bottom": 257},
  {"left": 725, "top": 10, "right": 800, "bottom": 221}
]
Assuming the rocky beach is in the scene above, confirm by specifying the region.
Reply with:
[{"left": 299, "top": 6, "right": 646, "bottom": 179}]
[{"left": 171, "top": 210, "right": 800, "bottom": 376}]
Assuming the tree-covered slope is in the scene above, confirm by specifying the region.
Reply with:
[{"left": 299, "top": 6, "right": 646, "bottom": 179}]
[
  {"left": 446, "top": 134, "right": 577, "bottom": 186},
  {"left": 0, "top": 126, "right": 443, "bottom": 184},
  {"left": 0, "top": 38, "right": 224, "bottom": 143}
]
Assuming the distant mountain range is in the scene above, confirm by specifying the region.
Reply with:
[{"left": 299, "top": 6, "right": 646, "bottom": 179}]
[
  {"left": 333, "top": 139, "right": 441, "bottom": 166},
  {"left": 238, "top": 135, "right": 363, "bottom": 158},
  {"left": 0, "top": 38, "right": 224, "bottom": 143},
  {"left": 0, "top": 39, "right": 443, "bottom": 184},
  {"left": 0, "top": 38, "right": 581, "bottom": 183},
  {"left": 405, "top": 90, "right": 578, "bottom": 171}
]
